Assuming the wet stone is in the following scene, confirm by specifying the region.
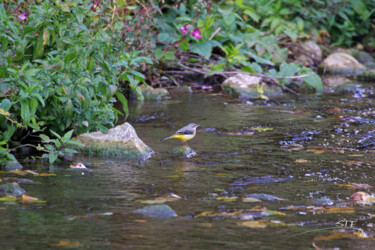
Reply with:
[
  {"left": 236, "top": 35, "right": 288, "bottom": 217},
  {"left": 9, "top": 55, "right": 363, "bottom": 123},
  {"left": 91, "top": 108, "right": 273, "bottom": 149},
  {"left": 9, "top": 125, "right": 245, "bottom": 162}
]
[
  {"left": 0, "top": 182, "right": 26, "bottom": 197},
  {"left": 4, "top": 161, "right": 23, "bottom": 171},
  {"left": 168, "top": 146, "right": 196, "bottom": 158},
  {"left": 244, "top": 193, "right": 286, "bottom": 201},
  {"left": 133, "top": 204, "right": 177, "bottom": 218}
]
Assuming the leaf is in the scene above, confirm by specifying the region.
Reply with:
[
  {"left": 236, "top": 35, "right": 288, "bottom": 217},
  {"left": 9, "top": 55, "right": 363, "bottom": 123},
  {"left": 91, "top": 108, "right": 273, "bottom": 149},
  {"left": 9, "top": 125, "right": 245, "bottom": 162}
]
[
  {"left": 39, "top": 134, "right": 50, "bottom": 142},
  {"left": 0, "top": 108, "right": 10, "bottom": 117},
  {"left": 303, "top": 73, "right": 323, "bottom": 92},
  {"left": 20, "top": 101, "right": 31, "bottom": 124},
  {"left": 63, "top": 148, "right": 78, "bottom": 154},
  {"left": 115, "top": 91, "right": 129, "bottom": 118},
  {"left": 62, "top": 130, "right": 74, "bottom": 141},
  {"left": 189, "top": 40, "right": 221, "bottom": 59},
  {"left": 48, "top": 152, "right": 59, "bottom": 163},
  {"left": 21, "top": 194, "right": 46, "bottom": 204},
  {"left": 50, "top": 130, "right": 61, "bottom": 140},
  {"left": 49, "top": 241, "right": 80, "bottom": 247}
]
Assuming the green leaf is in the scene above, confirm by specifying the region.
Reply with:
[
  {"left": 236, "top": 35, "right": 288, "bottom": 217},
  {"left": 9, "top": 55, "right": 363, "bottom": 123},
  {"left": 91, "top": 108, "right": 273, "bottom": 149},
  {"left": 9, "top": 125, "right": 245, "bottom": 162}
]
[
  {"left": 20, "top": 101, "right": 31, "bottom": 124},
  {"left": 66, "top": 140, "right": 84, "bottom": 146},
  {"left": 39, "top": 134, "right": 50, "bottom": 142},
  {"left": 44, "top": 144, "right": 55, "bottom": 151},
  {"left": 48, "top": 152, "right": 59, "bottom": 164},
  {"left": 303, "top": 73, "right": 323, "bottom": 92},
  {"left": 224, "top": 12, "right": 236, "bottom": 26},
  {"left": 189, "top": 40, "right": 221, "bottom": 59},
  {"left": 50, "top": 130, "right": 61, "bottom": 140},
  {"left": 63, "top": 148, "right": 78, "bottom": 154},
  {"left": 62, "top": 130, "right": 74, "bottom": 141},
  {"left": 115, "top": 91, "right": 129, "bottom": 118}
]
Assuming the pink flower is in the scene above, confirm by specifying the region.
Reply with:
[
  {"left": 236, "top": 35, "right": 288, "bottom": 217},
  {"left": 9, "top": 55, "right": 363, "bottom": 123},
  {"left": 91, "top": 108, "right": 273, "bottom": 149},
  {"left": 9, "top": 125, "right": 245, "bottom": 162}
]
[
  {"left": 180, "top": 24, "right": 192, "bottom": 35},
  {"left": 192, "top": 28, "right": 201, "bottom": 39},
  {"left": 91, "top": 1, "right": 99, "bottom": 11},
  {"left": 18, "top": 12, "right": 28, "bottom": 21},
  {"left": 180, "top": 24, "right": 201, "bottom": 39}
]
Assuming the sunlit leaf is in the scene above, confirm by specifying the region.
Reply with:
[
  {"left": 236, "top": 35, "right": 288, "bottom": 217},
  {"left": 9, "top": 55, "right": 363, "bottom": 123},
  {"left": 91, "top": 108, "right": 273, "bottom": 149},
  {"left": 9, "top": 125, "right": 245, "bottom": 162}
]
[
  {"left": 49, "top": 241, "right": 80, "bottom": 247},
  {"left": 216, "top": 196, "right": 238, "bottom": 202},
  {"left": 324, "top": 206, "right": 355, "bottom": 214},
  {"left": 21, "top": 194, "right": 46, "bottom": 204}
]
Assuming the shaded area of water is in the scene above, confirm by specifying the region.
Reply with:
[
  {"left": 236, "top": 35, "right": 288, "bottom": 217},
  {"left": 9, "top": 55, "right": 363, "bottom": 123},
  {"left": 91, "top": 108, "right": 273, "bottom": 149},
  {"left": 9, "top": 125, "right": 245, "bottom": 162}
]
[{"left": 2, "top": 89, "right": 375, "bottom": 249}]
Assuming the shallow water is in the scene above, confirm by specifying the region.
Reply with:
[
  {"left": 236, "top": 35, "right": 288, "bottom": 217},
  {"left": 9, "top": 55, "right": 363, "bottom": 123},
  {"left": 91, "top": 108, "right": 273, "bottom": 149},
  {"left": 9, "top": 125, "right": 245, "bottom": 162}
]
[{"left": 2, "top": 89, "right": 375, "bottom": 249}]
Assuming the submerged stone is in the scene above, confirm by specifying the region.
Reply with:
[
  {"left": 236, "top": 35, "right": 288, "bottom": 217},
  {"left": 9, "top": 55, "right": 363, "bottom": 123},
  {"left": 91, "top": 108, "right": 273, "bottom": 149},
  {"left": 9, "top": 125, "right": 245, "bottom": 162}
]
[
  {"left": 222, "top": 74, "right": 283, "bottom": 99},
  {"left": 72, "top": 122, "right": 154, "bottom": 160},
  {"left": 131, "top": 85, "right": 170, "bottom": 100},
  {"left": 231, "top": 176, "right": 292, "bottom": 187},
  {"left": 133, "top": 204, "right": 177, "bottom": 218},
  {"left": 244, "top": 193, "right": 286, "bottom": 201},
  {"left": 168, "top": 146, "right": 196, "bottom": 158},
  {"left": 4, "top": 161, "right": 23, "bottom": 171},
  {"left": 0, "top": 182, "right": 26, "bottom": 197},
  {"left": 311, "top": 197, "right": 334, "bottom": 206}
]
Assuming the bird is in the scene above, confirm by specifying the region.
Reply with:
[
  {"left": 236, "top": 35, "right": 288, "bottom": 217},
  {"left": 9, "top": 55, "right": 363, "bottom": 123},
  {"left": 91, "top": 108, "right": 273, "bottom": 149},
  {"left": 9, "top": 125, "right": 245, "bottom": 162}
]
[{"left": 160, "top": 123, "right": 200, "bottom": 147}]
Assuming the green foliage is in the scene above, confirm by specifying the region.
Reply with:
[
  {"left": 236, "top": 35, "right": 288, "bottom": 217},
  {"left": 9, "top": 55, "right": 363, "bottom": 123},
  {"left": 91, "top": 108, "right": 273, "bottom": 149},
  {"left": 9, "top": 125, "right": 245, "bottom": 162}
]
[
  {"left": 0, "top": 0, "right": 152, "bottom": 163},
  {"left": 39, "top": 130, "right": 83, "bottom": 164}
]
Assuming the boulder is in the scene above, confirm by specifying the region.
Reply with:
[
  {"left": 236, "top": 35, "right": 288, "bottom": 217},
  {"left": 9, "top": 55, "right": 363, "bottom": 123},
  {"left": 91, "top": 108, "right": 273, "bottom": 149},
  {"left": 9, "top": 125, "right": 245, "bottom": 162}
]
[
  {"left": 319, "top": 52, "right": 366, "bottom": 75},
  {"left": 356, "top": 69, "right": 375, "bottom": 81},
  {"left": 73, "top": 122, "right": 154, "bottom": 160},
  {"left": 222, "top": 74, "right": 283, "bottom": 99},
  {"left": 131, "top": 85, "right": 169, "bottom": 100}
]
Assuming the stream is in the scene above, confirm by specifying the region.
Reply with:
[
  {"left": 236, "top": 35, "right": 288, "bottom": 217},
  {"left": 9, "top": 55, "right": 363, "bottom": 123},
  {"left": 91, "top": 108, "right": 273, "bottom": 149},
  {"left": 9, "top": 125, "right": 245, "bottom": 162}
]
[{"left": 2, "top": 84, "right": 375, "bottom": 249}]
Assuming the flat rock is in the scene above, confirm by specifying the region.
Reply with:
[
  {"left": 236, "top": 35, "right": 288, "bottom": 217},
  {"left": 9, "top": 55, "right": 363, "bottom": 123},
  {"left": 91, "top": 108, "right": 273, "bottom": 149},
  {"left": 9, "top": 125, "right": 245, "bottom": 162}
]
[
  {"left": 73, "top": 122, "right": 154, "bottom": 160},
  {"left": 244, "top": 193, "right": 286, "bottom": 201}
]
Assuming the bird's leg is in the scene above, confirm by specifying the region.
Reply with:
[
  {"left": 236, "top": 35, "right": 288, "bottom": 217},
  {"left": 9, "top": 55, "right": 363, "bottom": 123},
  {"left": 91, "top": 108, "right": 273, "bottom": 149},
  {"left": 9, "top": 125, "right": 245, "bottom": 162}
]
[{"left": 184, "top": 141, "right": 189, "bottom": 148}]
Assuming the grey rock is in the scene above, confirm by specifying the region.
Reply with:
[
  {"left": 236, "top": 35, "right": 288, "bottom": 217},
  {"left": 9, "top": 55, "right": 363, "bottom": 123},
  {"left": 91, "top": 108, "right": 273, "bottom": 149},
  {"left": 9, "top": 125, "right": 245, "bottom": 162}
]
[
  {"left": 73, "top": 122, "right": 154, "bottom": 160},
  {"left": 319, "top": 53, "right": 365, "bottom": 75},
  {"left": 4, "top": 161, "right": 23, "bottom": 171},
  {"left": 222, "top": 74, "right": 283, "bottom": 99},
  {"left": 0, "top": 182, "right": 26, "bottom": 197},
  {"left": 133, "top": 204, "right": 177, "bottom": 218}
]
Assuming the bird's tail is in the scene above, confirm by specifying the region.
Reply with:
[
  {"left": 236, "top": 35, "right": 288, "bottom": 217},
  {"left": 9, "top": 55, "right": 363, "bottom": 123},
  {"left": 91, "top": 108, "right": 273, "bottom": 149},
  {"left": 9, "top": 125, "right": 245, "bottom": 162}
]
[{"left": 159, "top": 135, "right": 173, "bottom": 142}]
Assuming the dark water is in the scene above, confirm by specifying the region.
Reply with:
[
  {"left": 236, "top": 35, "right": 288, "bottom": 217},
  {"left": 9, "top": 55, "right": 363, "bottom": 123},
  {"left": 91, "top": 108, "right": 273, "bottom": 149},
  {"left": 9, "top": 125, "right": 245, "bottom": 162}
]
[{"left": 2, "top": 89, "right": 375, "bottom": 249}]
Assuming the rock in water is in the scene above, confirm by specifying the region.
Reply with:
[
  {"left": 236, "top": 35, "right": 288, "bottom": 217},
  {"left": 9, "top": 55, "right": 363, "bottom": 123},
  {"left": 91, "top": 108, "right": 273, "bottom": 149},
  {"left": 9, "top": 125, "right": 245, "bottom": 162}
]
[
  {"left": 319, "top": 53, "right": 365, "bottom": 74},
  {"left": 4, "top": 161, "right": 23, "bottom": 171},
  {"left": 133, "top": 204, "right": 177, "bottom": 218},
  {"left": 168, "top": 146, "right": 196, "bottom": 158},
  {"left": 131, "top": 84, "right": 170, "bottom": 100},
  {"left": 73, "top": 122, "right": 154, "bottom": 160},
  {"left": 222, "top": 74, "right": 283, "bottom": 99},
  {"left": 244, "top": 193, "right": 286, "bottom": 201},
  {"left": 0, "top": 182, "right": 26, "bottom": 197}
]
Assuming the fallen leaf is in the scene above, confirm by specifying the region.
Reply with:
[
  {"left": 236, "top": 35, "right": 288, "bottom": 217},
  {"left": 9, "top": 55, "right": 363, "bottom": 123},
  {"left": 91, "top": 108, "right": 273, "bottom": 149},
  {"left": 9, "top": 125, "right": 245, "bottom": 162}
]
[
  {"left": 325, "top": 206, "right": 355, "bottom": 214},
  {"left": 295, "top": 159, "right": 309, "bottom": 163},
  {"left": 36, "top": 173, "right": 56, "bottom": 177},
  {"left": 237, "top": 220, "right": 268, "bottom": 228},
  {"left": 216, "top": 196, "right": 238, "bottom": 202},
  {"left": 7, "top": 169, "right": 28, "bottom": 176},
  {"left": 0, "top": 195, "right": 18, "bottom": 202},
  {"left": 49, "top": 241, "right": 81, "bottom": 247},
  {"left": 21, "top": 194, "right": 46, "bottom": 204},
  {"left": 251, "top": 127, "right": 273, "bottom": 132}
]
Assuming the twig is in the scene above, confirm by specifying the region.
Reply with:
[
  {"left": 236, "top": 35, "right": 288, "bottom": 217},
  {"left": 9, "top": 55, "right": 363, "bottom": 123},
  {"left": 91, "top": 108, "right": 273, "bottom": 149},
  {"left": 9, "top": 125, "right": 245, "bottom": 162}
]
[{"left": 209, "top": 27, "right": 221, "bottom": 40}]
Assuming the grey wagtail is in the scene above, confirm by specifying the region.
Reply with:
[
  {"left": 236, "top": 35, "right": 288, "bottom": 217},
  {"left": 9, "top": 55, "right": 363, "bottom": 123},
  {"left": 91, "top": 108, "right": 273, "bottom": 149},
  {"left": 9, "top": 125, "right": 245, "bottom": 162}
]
[{"left": 160, "top": 123, "right": 200, "bottom": 147}]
